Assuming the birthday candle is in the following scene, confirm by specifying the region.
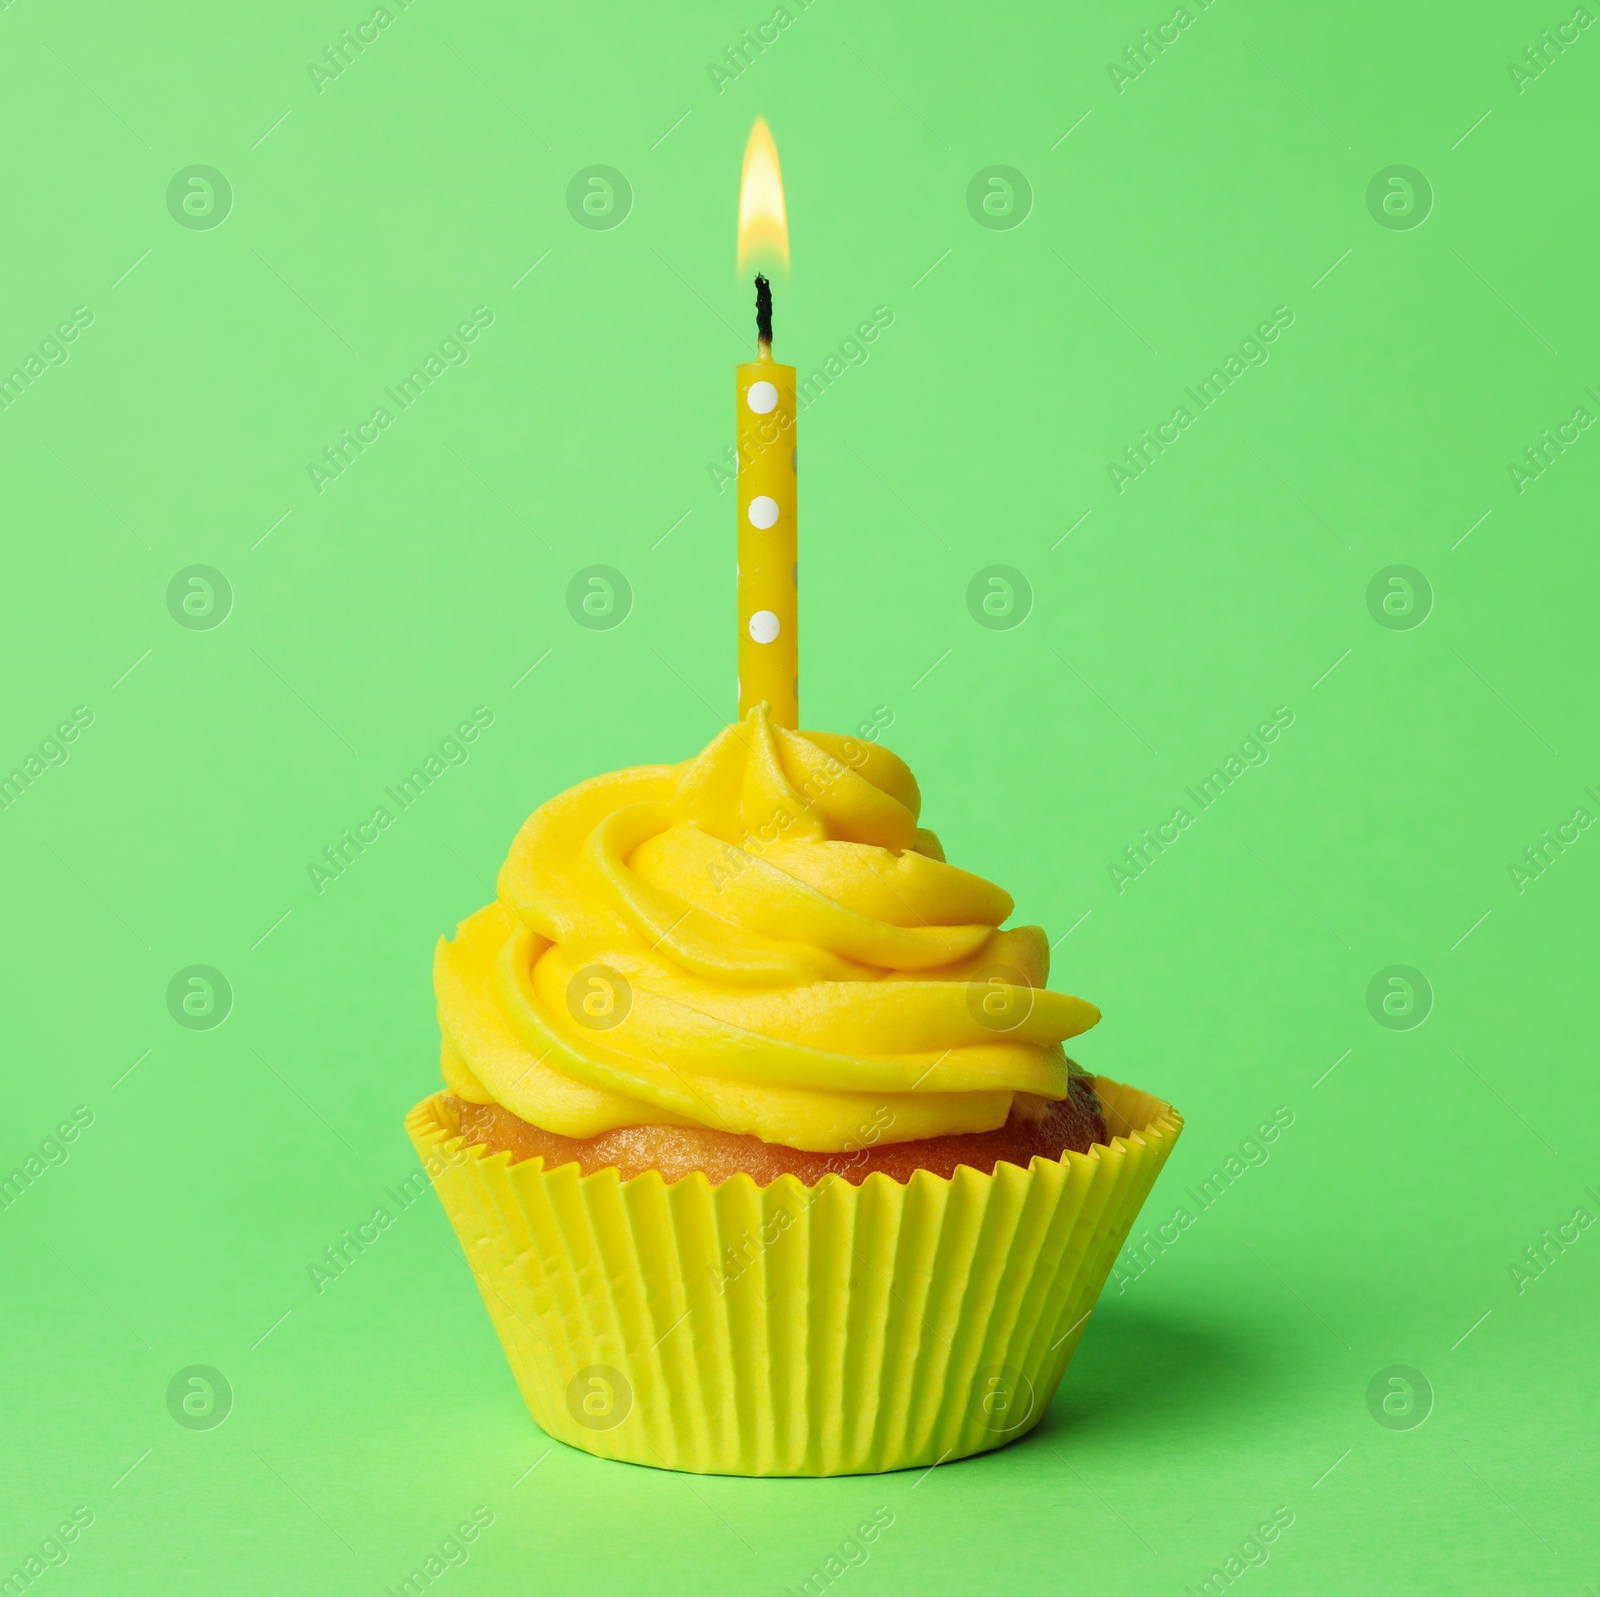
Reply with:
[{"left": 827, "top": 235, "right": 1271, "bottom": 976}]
[{"left": 735, "top": 119, "right": 797, "bottom": 728}]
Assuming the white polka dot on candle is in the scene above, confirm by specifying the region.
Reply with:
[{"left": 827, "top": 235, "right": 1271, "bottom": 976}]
[
  {"left": 747, "top": 381, "right": 779, "bottom": 414},
  {"left": 748, "top": 610, "right": 781, "bottom": 644},
  {"left": 748, "top": 495, "right": 779, "bottom": 529}
]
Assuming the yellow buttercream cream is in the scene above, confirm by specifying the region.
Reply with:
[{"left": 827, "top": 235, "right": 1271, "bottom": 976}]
[{"left": 434, "top": 707, "right": 1100, "bottom": 1152}]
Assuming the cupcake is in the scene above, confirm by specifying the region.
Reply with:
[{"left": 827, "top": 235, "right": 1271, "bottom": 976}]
[{"left": 408, "top": 706, "right": 1180, "bottom": 1475}]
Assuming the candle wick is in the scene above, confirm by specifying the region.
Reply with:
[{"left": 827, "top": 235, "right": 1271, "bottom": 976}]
[{"left": 754, "top": 273, "right": 773, "bottom": 354}]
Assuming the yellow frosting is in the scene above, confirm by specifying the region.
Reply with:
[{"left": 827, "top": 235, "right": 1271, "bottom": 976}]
[{"left": 435, "top": 707, "right": 1100, "bottom": 1152}]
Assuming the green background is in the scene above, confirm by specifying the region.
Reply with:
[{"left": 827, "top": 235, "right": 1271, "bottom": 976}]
[{"left": 3, "top": 0, "right": 1596, "bottom": 1591}]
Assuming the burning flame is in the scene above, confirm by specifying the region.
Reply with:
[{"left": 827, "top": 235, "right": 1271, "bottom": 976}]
[{"left": 737, "top": 117, "right": 789, "bottom": 277}]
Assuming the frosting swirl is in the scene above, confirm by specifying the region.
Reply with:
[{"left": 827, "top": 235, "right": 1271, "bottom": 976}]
[{"left": 435, "top": 707, "right": 1100, "bottom": 1152}]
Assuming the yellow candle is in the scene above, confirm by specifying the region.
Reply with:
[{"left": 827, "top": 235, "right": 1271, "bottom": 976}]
[
  {"left": 737, "top": 351, "right": 797, "bottom": 726},
  {"left": 735, "top": 117, "right": 796, "bottom": 728}
]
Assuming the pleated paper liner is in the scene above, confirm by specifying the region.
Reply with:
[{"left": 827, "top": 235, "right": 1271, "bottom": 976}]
[{"left": 406, "top": 1075, "right": 1181, "bottom": 1477}]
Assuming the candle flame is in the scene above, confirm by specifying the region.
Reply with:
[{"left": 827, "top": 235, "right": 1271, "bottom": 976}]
[{"left": 737, "top": 117, "right": 789, "bottom": 277}]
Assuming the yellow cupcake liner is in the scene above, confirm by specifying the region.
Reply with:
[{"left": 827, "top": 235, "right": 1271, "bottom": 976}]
[{"left": 406, "top": 1076, "right": 1181, "bottom": 1477}]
